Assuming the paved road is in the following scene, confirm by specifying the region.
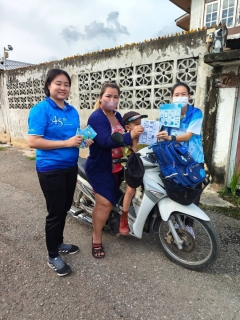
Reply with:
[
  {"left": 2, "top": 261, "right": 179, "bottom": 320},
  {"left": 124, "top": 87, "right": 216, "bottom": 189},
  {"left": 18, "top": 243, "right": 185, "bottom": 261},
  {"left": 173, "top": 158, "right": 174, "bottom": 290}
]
[{"left": 0, "top": 147, "right": 240, "bottom": 320}]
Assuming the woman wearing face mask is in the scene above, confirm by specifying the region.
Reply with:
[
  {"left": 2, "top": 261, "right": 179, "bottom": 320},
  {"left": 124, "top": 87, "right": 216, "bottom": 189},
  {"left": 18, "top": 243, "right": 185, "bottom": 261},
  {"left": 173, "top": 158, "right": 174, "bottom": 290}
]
[
  {"left": 156, "top": 82, "right": 204, "bottom": 238},
  {"left": 85, "top": 82, "right": 143, "bottom": 258}
]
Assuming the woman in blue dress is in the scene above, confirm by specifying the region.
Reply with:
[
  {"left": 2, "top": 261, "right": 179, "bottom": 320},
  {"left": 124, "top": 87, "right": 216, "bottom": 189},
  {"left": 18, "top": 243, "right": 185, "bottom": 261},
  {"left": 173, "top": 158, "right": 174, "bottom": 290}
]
[{"left": 85, "top": 82, "right": 143, "bottom": 258}]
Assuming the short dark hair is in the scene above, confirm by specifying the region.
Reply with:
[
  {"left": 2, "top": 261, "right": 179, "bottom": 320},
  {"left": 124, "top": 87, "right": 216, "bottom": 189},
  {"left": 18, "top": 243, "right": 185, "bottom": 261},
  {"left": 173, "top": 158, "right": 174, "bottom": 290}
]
[
  {"left": 171, "top": 82, "right": 191, "bottom": 96},
  {"left": 44, "top": 68, "right": 71, "bottom": 97}
]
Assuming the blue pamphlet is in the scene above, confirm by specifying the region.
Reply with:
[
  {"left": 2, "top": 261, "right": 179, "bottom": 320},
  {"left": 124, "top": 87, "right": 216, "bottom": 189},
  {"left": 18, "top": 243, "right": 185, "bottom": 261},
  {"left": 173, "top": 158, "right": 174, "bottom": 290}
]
[
  {"left": 76, "top": 125, "right": 97, "bottom": 148},
  {"left": 159, "top": 103, "right": 181, "bottom": 128}
]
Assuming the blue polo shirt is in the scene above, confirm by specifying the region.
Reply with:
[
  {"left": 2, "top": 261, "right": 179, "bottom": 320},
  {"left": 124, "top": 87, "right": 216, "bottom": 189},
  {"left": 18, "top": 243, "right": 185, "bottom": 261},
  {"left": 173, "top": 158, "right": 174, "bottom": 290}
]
[{"left": 28, "top": 97, "right": 80, "bottom": 172}]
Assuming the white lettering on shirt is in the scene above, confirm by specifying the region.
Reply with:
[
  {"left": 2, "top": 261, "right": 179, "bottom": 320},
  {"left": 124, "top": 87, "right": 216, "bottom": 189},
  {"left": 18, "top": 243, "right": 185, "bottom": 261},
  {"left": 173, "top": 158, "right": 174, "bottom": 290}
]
[{"left": 52, "top": 116, "right": 63, "bottom": 127}]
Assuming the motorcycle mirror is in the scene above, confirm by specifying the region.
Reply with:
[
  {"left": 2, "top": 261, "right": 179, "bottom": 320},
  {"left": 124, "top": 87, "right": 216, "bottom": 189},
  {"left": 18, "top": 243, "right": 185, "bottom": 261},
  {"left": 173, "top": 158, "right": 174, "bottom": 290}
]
[{"left": 110, "top": 132, "right": 124, "bottom": 144}]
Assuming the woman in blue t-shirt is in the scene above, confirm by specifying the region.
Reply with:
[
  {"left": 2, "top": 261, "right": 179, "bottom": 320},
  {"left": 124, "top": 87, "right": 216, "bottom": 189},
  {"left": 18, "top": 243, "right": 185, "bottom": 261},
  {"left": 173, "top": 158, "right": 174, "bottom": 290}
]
[
  {"left": 157, "top": 82, "right": 205, "bottom": 238},
  {"left": 27, "top": 68, "right": 92, "bottom": 276}
]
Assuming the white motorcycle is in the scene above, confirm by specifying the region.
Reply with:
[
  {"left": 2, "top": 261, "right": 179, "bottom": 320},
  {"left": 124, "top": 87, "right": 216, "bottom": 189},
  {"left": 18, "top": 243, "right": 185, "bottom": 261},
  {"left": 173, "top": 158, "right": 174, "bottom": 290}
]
[{"left": 69, "top": 134, "right": 220, "bottom": 271}]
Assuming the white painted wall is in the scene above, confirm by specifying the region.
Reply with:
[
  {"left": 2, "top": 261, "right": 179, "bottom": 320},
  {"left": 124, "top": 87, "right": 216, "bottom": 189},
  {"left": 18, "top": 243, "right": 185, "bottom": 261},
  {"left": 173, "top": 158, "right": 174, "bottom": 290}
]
[
  {"left": 228, "top": 87, "right": 240, "bottom": 184},
  {"left": 190, "top": 0, "right": 204, "bottom": 30},
  {"left": 212, "top": 86, "right": 237, "bottom": 184},
  {"left": 211, "top": 66, "right": 240, "bottom": 185}
]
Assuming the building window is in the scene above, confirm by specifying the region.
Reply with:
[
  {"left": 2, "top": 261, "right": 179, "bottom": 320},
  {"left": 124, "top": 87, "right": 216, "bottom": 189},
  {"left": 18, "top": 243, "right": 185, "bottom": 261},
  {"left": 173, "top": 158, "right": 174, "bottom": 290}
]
[
  {"left": 221, "top": 0, "right": 236, "bottom": 27},
  {"left": 205, "top": 2, "right": 219, "bottom": 28},
  {"left": 205, "top": 0, "right": 238, "bottom": 28}
]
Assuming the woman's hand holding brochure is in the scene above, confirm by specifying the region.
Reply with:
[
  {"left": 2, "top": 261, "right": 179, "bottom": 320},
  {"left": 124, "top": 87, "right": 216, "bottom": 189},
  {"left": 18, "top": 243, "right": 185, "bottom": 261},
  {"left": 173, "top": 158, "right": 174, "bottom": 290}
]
[{"left": 76, "top": 125, "right": 96, "bottom": 148}]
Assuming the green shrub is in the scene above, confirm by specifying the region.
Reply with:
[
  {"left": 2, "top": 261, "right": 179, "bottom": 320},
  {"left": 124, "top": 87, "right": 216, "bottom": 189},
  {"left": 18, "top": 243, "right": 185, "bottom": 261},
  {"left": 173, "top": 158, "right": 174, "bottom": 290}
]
[{"left": 230, "top": 161, "right": 240, "bottom": 196}]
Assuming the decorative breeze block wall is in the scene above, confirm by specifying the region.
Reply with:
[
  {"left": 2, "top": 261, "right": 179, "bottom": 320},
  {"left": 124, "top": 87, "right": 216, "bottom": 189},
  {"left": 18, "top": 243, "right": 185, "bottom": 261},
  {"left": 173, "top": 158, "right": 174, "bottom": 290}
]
[
  {"left": 6, "top": 58, "right": 198, "bottom": 109},
  {"left": 78, "top": 58, "right": 198, "bottom": 110}
]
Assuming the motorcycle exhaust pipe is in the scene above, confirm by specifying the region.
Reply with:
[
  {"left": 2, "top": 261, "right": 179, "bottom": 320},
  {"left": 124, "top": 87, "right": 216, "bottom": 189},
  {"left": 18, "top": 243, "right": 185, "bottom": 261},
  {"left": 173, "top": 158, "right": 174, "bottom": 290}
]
[
  {"left": 69, "top": 206, "right": 93, "bottom": 226},
  {"left": 78, "top": 213, "right": 93, "bottom": 225},
  {"left": 69, "top": 205, "right": 82, "bottom": 216}
]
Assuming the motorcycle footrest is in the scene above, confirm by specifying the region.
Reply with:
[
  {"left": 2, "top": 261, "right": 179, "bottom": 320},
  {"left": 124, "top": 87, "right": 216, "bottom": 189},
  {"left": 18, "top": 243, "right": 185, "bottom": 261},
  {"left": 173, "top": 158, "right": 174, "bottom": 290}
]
[{"left": 68, "top": 207, "right": 85, "bottom": 216}]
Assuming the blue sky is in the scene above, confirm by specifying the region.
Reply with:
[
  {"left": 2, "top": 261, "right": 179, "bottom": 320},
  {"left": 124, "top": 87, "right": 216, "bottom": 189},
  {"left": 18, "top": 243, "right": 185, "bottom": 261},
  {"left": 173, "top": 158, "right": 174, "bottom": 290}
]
[{"left": 0, "top": 0, "right": 184, "bottom": 64}]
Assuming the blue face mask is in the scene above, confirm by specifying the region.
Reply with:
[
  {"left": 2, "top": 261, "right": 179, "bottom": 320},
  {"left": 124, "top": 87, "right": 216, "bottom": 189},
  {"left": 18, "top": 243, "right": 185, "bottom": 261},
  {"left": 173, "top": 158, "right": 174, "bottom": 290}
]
[{"left": 173, "top": 96, "right": 189, "bottom": 108}]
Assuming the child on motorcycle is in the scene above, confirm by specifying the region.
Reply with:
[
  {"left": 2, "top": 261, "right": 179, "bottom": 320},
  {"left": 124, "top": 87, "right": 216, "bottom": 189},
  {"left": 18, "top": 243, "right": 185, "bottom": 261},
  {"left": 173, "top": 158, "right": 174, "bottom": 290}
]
[{"left": 119, "top": 111, "right": 148, "bottom": 235}]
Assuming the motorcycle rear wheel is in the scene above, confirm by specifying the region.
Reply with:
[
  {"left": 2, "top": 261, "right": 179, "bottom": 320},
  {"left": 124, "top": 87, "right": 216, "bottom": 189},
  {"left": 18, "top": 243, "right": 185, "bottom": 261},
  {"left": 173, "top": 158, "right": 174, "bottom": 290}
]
[{"left": 155, "top": 213, "right": 220, "bottom": 271}]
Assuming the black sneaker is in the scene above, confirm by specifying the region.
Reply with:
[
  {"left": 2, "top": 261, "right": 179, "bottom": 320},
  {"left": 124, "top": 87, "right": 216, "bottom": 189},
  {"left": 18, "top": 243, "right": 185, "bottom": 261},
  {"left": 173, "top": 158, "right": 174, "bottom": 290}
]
[
  {"left": 47, "top": 256, "right": 71, "bottom": 276},
  {"left": 58, "top": 243, "right": 79, "bottom": 255}
]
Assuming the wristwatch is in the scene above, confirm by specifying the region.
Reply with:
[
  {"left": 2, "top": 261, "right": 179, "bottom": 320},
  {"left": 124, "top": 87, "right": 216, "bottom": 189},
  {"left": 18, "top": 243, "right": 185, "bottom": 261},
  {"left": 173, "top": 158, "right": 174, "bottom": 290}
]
[{"left": 171, "top": 135, "right": 176, "bottom": 141}]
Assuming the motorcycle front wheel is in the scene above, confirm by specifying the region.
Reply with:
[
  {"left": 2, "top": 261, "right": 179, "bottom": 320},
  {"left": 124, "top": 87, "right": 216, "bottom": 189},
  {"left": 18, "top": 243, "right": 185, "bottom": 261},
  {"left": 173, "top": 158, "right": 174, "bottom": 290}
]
[{"left": 155, "top": 213, "right": 220, "bottom": 271}]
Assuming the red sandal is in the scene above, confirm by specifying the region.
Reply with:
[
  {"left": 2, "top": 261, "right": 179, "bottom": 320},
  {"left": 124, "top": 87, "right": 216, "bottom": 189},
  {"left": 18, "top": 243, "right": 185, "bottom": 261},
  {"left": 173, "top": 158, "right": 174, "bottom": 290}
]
[{"left": 92, "top": 239, "right": 105, "bottom": 259}]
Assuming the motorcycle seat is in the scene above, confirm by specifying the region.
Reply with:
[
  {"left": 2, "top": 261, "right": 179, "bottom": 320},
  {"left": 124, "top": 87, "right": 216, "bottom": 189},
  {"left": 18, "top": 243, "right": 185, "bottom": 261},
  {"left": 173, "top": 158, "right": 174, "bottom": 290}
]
[{"left": 77, "top": 157, "right": 87, "bottom": 180}]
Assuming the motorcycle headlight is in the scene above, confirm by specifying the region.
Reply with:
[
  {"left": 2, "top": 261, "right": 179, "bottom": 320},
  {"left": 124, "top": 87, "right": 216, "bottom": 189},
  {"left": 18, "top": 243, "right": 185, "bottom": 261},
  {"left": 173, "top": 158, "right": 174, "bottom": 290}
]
[
  {"left": 149, "top": 190, "right": 165, "bottom": 199},
  {"left": 145, "top": 190, "right": 166, "bottom": 202}
]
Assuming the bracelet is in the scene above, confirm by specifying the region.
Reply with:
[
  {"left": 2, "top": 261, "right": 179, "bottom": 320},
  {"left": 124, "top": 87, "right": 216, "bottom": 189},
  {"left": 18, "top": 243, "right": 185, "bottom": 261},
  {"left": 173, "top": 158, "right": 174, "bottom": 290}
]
[{"left": 171, "top": 135, "right": 176, "bottom": 141}]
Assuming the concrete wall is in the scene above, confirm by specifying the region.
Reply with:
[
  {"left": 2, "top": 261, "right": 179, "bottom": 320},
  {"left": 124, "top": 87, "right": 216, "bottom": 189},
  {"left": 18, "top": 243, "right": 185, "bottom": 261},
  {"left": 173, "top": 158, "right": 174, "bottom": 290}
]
[
  {"left": 205, "top": 65, "right": 240, "bottom": 187},
  {"left": 212, "top": 86, "right": 236, "bottom": 184},
  {"left": 0, "top": 76, "right": 11, "bottom": 143},
  {"left": 228, "top": 87, "right": 240, "bottom": 185},
  {"left": 0, "top": 30, "right": 210, "bottom": 149}
]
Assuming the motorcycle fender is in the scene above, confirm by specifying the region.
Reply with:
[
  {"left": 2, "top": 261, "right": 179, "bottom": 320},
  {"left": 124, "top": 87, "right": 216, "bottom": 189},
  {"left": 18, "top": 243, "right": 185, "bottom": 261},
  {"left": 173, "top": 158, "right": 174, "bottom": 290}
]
[
  {"left": 158, "top": 197, "right": 210, "bottom": 222},
  {"left": 77, "top": 174, "right": 92, "bottom": 189}
]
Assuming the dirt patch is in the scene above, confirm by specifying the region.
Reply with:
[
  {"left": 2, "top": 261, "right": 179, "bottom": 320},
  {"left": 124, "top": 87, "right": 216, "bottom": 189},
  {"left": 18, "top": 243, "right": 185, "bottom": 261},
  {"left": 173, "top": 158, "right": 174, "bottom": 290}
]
[
  {"left": 200, "top": 188, "right": 240, "bottom": 220},
  {"left": 1, "top": 147, "right": 240, "bottom": 320},
  {"left": 218, "top": 189, "right": 240, "bottom": 207}
]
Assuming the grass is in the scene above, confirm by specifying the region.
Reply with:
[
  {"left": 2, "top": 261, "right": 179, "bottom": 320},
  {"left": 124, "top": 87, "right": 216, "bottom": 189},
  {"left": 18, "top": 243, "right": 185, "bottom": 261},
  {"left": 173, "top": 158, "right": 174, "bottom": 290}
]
[
  {"left": 218, "top": 187, "right": 240, "bottom": 207},
  {"left": 229, "top": 162, "right": 240, "bottom": 196},
  {"left": 200, "top": 187, "right": 240, "bottom": 220},
  {"left": 0, "top": 147, "right": 7, "bottom": 151},
  {"left": 27, "top": 156, "right": 36, "bottom": 160}
]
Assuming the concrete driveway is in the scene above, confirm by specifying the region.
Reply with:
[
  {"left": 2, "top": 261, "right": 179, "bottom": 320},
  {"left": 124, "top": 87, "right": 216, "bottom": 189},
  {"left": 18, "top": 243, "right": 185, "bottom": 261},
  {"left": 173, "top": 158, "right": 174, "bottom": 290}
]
[{"left": 0, "top": 146, "right": 240, "bottom": 320}]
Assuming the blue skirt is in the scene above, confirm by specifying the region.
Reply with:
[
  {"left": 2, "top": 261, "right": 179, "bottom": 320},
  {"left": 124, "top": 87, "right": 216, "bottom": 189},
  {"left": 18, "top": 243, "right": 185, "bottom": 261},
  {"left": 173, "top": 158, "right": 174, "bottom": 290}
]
[{"left": 85, "top": 165, "right": 118, "bottom": 206}]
